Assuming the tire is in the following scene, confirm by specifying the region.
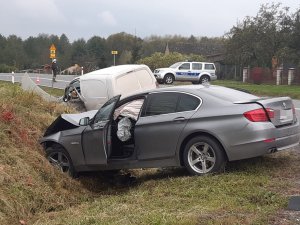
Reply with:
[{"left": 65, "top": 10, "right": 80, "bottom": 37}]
[
  {"left": 199, "top": 75, "right": 210, "bottom": 84},
  {"left": 183, "top": 136, "right": 226, "bottom": 175},
  {"left": 46, "top": 146, "right": 77, "bottom": 177},
  {"left": 164, "top": 74, "right": 174, "bottom": 85}
]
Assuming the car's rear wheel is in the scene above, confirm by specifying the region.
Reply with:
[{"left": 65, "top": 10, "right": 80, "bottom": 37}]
[
  {"left": 183, "top": 136, "right": 226, "bottom": 175},
  {"left": 164, "top": 74, "right": 174, "bottom": 84},
  {"left": 46, "top": 146, "right": 77, "bottom": 177},
  {"left": 199, "top": 75, "right": 210, "bottom": 84}
]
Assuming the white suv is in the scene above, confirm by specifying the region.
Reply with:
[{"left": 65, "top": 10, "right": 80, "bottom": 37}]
[{"left": 154, "top": 61, "right": 217, "bottom": 84}]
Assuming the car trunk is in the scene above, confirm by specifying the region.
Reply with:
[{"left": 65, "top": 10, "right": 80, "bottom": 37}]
[{"left": 235, "top": 97, "right": 296, "bottom": 127}]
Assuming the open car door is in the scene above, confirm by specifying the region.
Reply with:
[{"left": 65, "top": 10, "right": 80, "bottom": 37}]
[{"left": 82, "top": 95, "right": 121, "bottom": 165}]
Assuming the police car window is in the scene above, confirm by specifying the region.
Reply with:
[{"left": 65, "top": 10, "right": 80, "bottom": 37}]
[
  {"left": 143, "top": 93, "right": 178, "bottom": 116},
  {"left": 177, "top": 94, "right": 200, "bottom": 112},
  {"left": 192, "top": 63, "right": 202, "bottom": 70},
  {"left": 179, "top": 63, "right": 190, "bottom": 70},
  {"left": 205, "top": 64, "right": 215, "bottom": 70}
]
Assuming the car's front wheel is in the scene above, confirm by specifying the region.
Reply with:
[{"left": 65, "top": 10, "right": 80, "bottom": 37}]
[
  {"left": 183, "top": 136, "right": 226, "bottom": 175},
  {"left": 46, "top": 146, "right": 77, "bottom": 177},
  {"left": 164, "top": 74, "right": 174, "bottom": 84}
]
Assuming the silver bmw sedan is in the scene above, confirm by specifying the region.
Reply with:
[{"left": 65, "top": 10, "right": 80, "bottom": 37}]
[{"left": 41, "top": 85, "right": 300, "bottom": 177}]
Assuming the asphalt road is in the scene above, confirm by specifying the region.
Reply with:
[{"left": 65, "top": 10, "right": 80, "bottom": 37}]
[{"left": 0, "top": 73, "right": 77, "bottom": 89}]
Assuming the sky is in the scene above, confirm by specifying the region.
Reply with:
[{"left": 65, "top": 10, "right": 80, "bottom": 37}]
[{"left": 0, "top": 0, "right": 299, "bottom": 41}]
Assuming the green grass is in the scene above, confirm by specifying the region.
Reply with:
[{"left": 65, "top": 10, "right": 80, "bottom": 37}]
[
  {"left": 40, "top": 86, "right": 64, "bottom": 97},
  {"left": 0, "top": 81, "right": 299, "bottom": 225},
  {"left": 212, "top": 80, "right": 300, "bottom": 99}
]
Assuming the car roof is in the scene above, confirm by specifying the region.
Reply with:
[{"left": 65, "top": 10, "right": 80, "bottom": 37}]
[
  {"left": 80, "top": 64, "right": 149, "bottom": 80},
  {"left": 144, "top": 84, "right": 257, "bottom": 102}
]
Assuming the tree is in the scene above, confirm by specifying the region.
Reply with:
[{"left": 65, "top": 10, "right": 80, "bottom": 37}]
[{"left": 226, "top": 3, "right": 300, "bottom": 68}]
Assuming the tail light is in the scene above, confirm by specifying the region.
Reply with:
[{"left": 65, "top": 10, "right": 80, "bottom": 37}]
[{"left": 244, "top": 108, "right": 274, "bottom": 122}]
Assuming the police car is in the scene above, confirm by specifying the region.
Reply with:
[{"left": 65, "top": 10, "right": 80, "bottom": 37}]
[{"left": 154, "top": 61, "right": 217, "bottom": 84}]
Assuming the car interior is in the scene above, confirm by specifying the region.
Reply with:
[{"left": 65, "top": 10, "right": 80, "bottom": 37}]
[{"left": 109, "top": 98, "right": 145, "bottom": 159}]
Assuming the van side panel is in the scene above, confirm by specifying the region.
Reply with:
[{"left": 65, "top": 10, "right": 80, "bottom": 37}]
[
  {"left": 81, "top": 79, "right": 108, "bottom": 110},
  {"left": 115, "top": 73, "right": 141, "bottom": 96},
  {"left": 135, "top": 69, "right": 155, "bottom": 89}
]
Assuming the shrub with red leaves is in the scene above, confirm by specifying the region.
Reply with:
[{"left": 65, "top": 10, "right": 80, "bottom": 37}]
[{"left": 1, "top": 111, "right": 14, "bottom": 121}]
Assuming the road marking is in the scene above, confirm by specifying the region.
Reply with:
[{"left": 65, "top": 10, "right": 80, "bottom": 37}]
[{"left": 296, "top": 108, "right": 300, "bottom": 111}]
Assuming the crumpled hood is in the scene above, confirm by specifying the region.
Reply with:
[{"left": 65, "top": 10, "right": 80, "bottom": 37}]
[
  {"left": 61, "top": 110, "right": 98, "bottom": 126},
  {"left": 43, "top": 110, "right": 98, "bottom": 137}
]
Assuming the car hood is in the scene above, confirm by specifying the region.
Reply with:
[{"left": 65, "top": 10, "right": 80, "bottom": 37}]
[
  {"left": 43, "top": 110, "right": 98, "bottom": 137},
  {"left": 61, "top": 110, "right": 98, "bottom": 126},
  {"left": 157, "top": 67, "right": 173, "bottom": 71}
]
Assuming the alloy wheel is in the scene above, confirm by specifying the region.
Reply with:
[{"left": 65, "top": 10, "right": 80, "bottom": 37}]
[{"left": 187, "top": 142, "right": 216, "bottom": 174}]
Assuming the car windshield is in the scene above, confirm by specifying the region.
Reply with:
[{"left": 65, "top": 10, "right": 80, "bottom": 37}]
[
  {"left": 169, "top": 62, "right": 182, "bottom": 68},
  {"left": 93, "top": 95, "right": 120, "bottom": 123}
]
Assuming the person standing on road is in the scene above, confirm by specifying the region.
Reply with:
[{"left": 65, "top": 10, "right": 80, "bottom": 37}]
[{"left": 51, "top": 59, "right": 58, "bottom": 82}]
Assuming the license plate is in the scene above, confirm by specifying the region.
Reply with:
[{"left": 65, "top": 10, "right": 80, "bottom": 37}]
[{"left": 280, "top": 109, "right": 293, "bottom": 121}]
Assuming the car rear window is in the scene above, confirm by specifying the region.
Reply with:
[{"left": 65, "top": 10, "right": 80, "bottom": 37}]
[
  {"left": 204, "top": 64, "right": 215, "bottom": 70},
  {"left": 201, "top": 86, "right": 257, "bottom": 102}
]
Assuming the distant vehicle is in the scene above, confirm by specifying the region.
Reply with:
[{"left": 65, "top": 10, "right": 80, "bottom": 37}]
[
  {"left": 154, "top": 61, "right": 217, "bottom": 84},
  {"left": 63, "top": 64, "right": 158, "bottom": 110},
  {"left": 41, "top": 85, "right": 300, "bottom": 177}
]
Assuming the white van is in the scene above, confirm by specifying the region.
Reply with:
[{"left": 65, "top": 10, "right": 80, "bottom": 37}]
[{"left": 63, "top": 64, "right": 158, "bottom": 111}]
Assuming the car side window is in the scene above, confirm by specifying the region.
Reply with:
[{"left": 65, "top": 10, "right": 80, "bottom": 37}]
[
  {"left": 93, "top": 96, "right": 120, "bottom": 124},
  {"left": 143, "top": 93, "right": 178, "bottom": 116},
  {"left": 179, "top": 63, "right": 190, "bottom": 70},
  {"left": 177, "top": 94, "right": 200, "bottom": 112},
  {"left": 192, "top": 63, "right": 202, "bottom": 70},
  {"left": 204, "top": 64, "right": 215, "bottom": 70}
]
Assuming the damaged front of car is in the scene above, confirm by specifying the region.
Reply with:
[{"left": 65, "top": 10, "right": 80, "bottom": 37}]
[{"left": 40, "top": 110, "right": 98, "bottom": 176}]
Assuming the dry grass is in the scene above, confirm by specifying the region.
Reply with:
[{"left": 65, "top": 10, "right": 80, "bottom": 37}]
[{"left": 0, "top": 82, "right": 91, "bottom": 224}]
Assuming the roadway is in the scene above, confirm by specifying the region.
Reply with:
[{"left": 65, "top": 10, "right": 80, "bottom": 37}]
[{"left": 0, "top": 73, "right": 77, "bottom": 89}]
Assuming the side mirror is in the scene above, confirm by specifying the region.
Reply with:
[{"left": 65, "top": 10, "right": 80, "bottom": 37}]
[{"left": 79, "top": 117, "right": 89, "bottom": 126}]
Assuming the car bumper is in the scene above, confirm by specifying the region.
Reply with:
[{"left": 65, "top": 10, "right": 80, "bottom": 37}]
[
  {"left": 225, "top": 121, "right": 300, "bottom": 161},
  {"left": 210, "top": 74, "right": 217, "bottom": 81},
  {"left": 154, "top": 74, "right": 163, "bottom": 81}
]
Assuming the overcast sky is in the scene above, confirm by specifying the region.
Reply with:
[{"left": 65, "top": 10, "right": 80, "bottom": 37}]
[{"left": 0, "top": 0, "right": 299, "bottom": 41}]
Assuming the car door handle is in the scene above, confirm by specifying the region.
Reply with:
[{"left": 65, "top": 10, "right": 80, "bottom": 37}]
[{"left": 173, "top": 117, "right": 186, "bottom": 122}]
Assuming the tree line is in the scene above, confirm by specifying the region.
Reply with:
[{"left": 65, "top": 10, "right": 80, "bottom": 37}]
[
  {"left": 0, "top": 3, "right": 299, "bottom": 74},
  {"left": 0, "top": 32, "right": 223, "bottom": 73}
]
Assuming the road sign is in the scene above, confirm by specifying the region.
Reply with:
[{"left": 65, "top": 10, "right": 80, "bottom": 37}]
[
  {"left": 111, "top": 50, "right": 118, "bottom": 55},
  {"left": 50, "top": 44, "right": 56, "bottom": 59}
]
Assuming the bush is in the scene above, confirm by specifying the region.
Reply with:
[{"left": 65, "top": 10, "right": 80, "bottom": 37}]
[{"left": 0, "top": 64, "right": 17, "bottom": 73}]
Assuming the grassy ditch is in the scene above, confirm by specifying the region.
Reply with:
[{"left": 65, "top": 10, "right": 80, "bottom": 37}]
[
  {"left": 0, "top": 81, "right": 299, "bottom": 225},
  {"left": 40, "top": 86, "right": 64, "bottom": 97}
]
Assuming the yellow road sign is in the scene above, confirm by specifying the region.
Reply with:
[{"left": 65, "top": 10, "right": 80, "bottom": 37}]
[
  {"left": 50, "top": 44, "right": 56, "bottom": 51},
  {"left": 50, "top": 44, "right": 56, "bottom": 59},
  {"left": 111, "top": 50, "right": 118, "bottom": 55}
]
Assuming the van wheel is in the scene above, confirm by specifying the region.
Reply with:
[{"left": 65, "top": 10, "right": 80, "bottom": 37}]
[
  {"left": 164, "top": 74, "right": 174, "bottom": 85},
  {"left": 199, "top": 75, "right": 210, "bottom": 84}
]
